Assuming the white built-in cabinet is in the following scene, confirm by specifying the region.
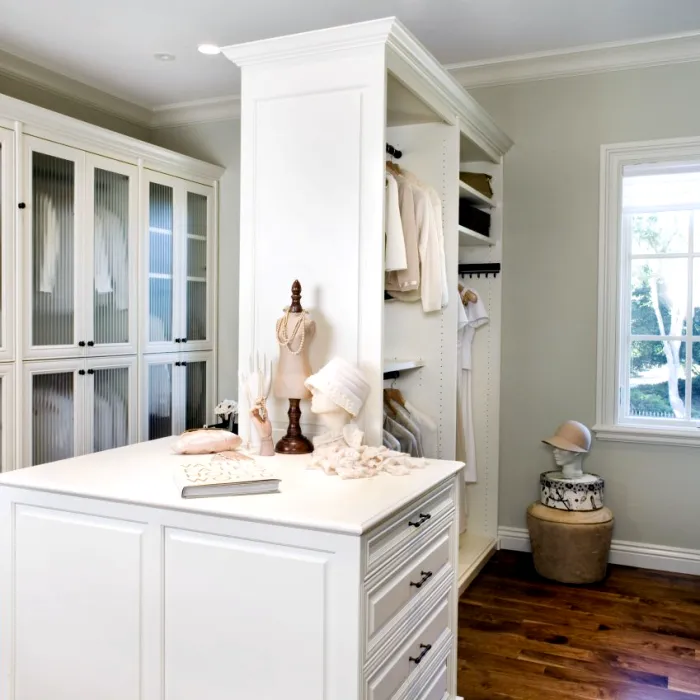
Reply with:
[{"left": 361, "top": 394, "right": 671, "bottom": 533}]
[{"left": 0, "top": 93, "right": 223, "bottom": 469}]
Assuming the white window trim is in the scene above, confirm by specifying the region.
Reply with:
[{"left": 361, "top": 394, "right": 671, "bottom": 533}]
[{"left": 596, "top": 135, "right": 700, "bottom": 447}]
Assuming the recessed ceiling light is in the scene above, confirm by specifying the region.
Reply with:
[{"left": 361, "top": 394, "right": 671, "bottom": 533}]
[
  {"left": 198, "top": 44, "right": 221, "bottom": 55},
  {"left": 154, "top": 52, "right": 176, "bottom": 61}
]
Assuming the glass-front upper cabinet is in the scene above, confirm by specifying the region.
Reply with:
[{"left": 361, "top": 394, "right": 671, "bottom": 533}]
[
  {"left": 144, "top": 171, "right": 214, "bottom": 354},
  {"left": 23, "top": 138, "right": 138, "bottom": 359},
  {"left": 85, "top": 154, "right": 138, "bottom": 356},
  {"left": 0, "top": 127, "right": 15, "bottom": 363}
]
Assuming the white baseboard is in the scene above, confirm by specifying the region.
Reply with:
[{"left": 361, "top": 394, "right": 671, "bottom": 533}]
[{"left": 498, "top": 526, "right": 700, "bottom": 576}]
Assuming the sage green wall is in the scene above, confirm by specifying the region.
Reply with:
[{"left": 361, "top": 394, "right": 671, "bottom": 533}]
[{"left": 471, "top": 61, "right": 700, "bottom": 550}]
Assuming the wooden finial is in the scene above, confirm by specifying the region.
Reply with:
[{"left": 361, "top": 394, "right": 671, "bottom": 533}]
[{"left": 289, "top": 280, "right": 303, "bottom": 313}]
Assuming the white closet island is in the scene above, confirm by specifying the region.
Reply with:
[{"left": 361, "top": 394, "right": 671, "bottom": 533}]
[{"left": 0, "top": 438, "right": 463, "bottom": 700}]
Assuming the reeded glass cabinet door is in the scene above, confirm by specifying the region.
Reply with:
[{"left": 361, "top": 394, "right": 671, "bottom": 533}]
[
  {"left": 24, "top": 137, "right": 85, "bottom": 358},
  {"left": 183, "top": 356, "right": 211, "bottom": 430},
  {"left": 183, "top": 184, "right": 214, "bottom": 349},
  {"left": 145, "top": 172, "right": 179, "bottom": 352},
  {"left": 86, "top": 357, "right": 137, "bottom": 453},
  {"left": 142, "top": 354, "right": 177, "bottom": 440},
  {"left": 0, "top": 127, "right": 15, "bottom": 362},
  {"left": 25, "top": 362, "right": 81, "bottom": 467},
  {"left": 0, "top": 368, "right": 15, "bottom": 471},
  {"left": 85, "top": 155, "right": 138, "bottom": 356}
]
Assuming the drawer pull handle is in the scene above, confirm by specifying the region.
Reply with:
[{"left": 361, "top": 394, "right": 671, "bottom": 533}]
[
  {"left": 409, "top": 643, "right": 432, "bottom": 665},
  {"left": 409, "top": 570, "right": 433, "bottom": 589},
  {"left": 408, "top": 513, "right": 431, "bottom": 528}
]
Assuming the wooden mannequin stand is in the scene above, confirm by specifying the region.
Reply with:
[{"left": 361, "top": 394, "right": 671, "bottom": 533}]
[{"left": 274, "top": 281, "right": 314, "bottom": 455}]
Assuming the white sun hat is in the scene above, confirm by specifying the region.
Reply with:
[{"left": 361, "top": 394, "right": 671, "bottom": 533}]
[{"left": 304, "top": 358, "right": 370, "bottom": 417}]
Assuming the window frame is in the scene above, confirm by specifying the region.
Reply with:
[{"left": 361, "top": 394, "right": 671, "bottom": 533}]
[{"left": 596, "top": 136, "right": 700, "bottom": 446}]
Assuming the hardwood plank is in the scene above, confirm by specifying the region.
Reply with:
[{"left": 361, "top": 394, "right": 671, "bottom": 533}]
[{"left": 458, "top": 550, "right": 700, "bottom": 700}]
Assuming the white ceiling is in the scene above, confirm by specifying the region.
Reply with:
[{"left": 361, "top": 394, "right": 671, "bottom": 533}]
[{"left": 0, "top": 0, "right": 699, "bottom": 109}]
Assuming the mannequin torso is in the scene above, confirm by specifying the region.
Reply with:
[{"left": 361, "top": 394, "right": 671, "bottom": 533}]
[{"left": 273, "top": 310, "right": 316, "bottom": 399}]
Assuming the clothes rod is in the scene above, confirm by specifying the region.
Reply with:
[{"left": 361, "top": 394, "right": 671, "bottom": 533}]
[
  {"left": 383, "top": 370, "right": 401, "bottom": 380},
  {"left": 458, "top": 262, "right": 501, "bottom": 278},
  {"left": 386, "top": 143, "right": 402, "bottom": 159}
]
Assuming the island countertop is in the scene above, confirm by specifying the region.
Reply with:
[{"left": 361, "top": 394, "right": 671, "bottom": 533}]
[{"left": 0, "top": 438, "right": 463, "bottom": 535}]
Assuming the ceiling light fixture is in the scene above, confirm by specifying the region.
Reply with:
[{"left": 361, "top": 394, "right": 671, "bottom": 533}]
[
  {"left": 154, "top": 53, "right": 176, "bottom": 61},
  {"left": 198, "top": 44, "right": 221, "bottom": 55}
]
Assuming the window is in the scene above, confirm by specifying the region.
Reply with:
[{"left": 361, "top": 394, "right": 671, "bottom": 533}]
[{"left": 597, "top": 137, "right": 700, "bottom": 445}]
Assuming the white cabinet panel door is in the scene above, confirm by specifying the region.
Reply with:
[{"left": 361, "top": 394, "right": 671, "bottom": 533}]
[
  {"left": 0, "top": 127, "right": 14, "bottom": 362},
  {"left": 23, "top": 137, "right": 85, "bottom": 359},
  {"left": 0, "top": 366, "right": 14, "bottom": 471},
  {"left": 13, "top": 505, "right": 145, "bottom": 700},
  {"left": 24, "top": 360, "right": 82, "bottom": 467},
  {"left": 164, "top": 528, "right": 328, "bottom": 700},
  {"left": 86, "top": 356, "right": 137, "bottom": 452}
]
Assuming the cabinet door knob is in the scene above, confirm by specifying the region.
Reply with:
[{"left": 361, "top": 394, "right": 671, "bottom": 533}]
[
  {"left": 409, "top": 570, "right": 433, "bottom": 589},
  {"left": 78, "top": 369, "right": 86, "bottom": 375},
  {"left": 181, "top": 361, "right": 187, "bottom": 366},
  {"left": 78, "top": 341, "right": 86, "bottom": 347},
  {"left": 175, "top": 338, "right": 181, "bottom": 343},
  {"left": 181, "top": 337, "right": 187, "bottom": 343},
  {"left": 175, "top": 362, "right": 181, "bottom": 367},
  {"left": 409, "top": 644, "right": 432, "bottom": 665},
  {"left": 87, "top": 341, "right": 94, "bottom": 347},
  {"left": 87, "top": 369, "right": 94, "bottom": 375},
  {"left": 18, "top": 202, "right": 26, "bottom": 209}
]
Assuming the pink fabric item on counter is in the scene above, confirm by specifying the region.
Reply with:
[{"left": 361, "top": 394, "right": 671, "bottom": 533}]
[{"left": 172, "top": 429, "right": 242, "bottom": 455}]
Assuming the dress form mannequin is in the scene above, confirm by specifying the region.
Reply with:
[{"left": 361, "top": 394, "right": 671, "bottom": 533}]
[{"left": 274, "top": 280, "right": 315, "bottom": 454}]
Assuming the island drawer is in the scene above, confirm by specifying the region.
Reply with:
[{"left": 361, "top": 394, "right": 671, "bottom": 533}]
[
  {"left": 364, "top": 592, "right": 450, "bottom": 700},
  {"left": 365, "top": 520, "right": 452, "bottom": 654},
  {"left": 365, "top": 479, "right": 455, "bottom": 577}
]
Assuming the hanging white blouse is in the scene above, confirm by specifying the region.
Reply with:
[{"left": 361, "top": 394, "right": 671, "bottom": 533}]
[
  {"left": 384, "top": 172, "right": 407, "bottom": 272},
  {"left": 386, "top": 173, "right": 448, "bottom": 312},
  {"left": 38, "top": 193, "right": 60, "bottom": 294}
]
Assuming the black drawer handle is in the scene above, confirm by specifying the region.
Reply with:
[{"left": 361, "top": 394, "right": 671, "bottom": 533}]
[
  {"left": 409, "top": 570, "right": 433, "bottom": 589},
  {"left": 408, "top": 513, "right": 431, "bottom": 528},
  {"left": 409, "top": 643, "right": 432, "bottom": 665}
]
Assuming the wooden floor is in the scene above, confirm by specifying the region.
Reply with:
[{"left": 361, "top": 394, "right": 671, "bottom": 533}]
[{"left": 458, "top": 550, "right": 700, "bottom": 699}]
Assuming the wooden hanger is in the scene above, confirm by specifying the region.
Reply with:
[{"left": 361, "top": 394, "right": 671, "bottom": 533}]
[
  {"left": 385, "top": 160, "right": 402, "bottom": 176},
  {"left": 384, "top": 387, "right": 406, "bottom": 410},
  {"left": 458, "top": 283, "right": 477, "bottom": 304}
]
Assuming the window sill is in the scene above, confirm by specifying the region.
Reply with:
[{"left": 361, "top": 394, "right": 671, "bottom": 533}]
[{"left": 593, "top": 424, "right": 700, "bottom": 447}]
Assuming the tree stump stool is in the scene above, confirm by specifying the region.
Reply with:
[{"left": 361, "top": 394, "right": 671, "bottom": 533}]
[{"left": 527, "top": 502, "right": 614, "bottom": 584}]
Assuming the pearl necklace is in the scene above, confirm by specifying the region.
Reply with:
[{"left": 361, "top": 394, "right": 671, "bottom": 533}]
[{"left": 275, "top": 308, "right": 308, "bottom": 355}]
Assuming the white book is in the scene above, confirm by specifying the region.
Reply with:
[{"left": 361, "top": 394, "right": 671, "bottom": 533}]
[{"left": 177, "top": 454, "right": 280, "bottom": 498}]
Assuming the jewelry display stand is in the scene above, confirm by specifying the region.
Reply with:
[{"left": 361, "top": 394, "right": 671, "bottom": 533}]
[{"left": 274, "top": 280, "right": 314, "bottom": 454}]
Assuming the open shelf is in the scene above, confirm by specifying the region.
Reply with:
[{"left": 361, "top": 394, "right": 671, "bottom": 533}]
[
  {"left": 459, "top": 225, "right": 494, "bottom": 247},
  {"left": 459, "top": 180, "right": 495, "bottom": 209},
  {"left": 383, "top": 359, "right": 425, "bottom": 374},
  {"left": 458, "top": 531, "right": 497, "bottom": 595}
]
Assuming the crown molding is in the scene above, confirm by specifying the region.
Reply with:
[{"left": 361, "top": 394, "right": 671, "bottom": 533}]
[
  {"left": 448, "top": 30, "right": 700, "bottom": 89},
  {"left": 386, "top": 20, "right": 513, "bottom": 161},
  {"left": 0, "top": 47, "right": 153, "bottom": 127},
  {"left": 222, "top": 17, "right": 397, "bottom": 67},
  {"left": 151, "top": 95, "right": 241, "bottom": 129}
]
